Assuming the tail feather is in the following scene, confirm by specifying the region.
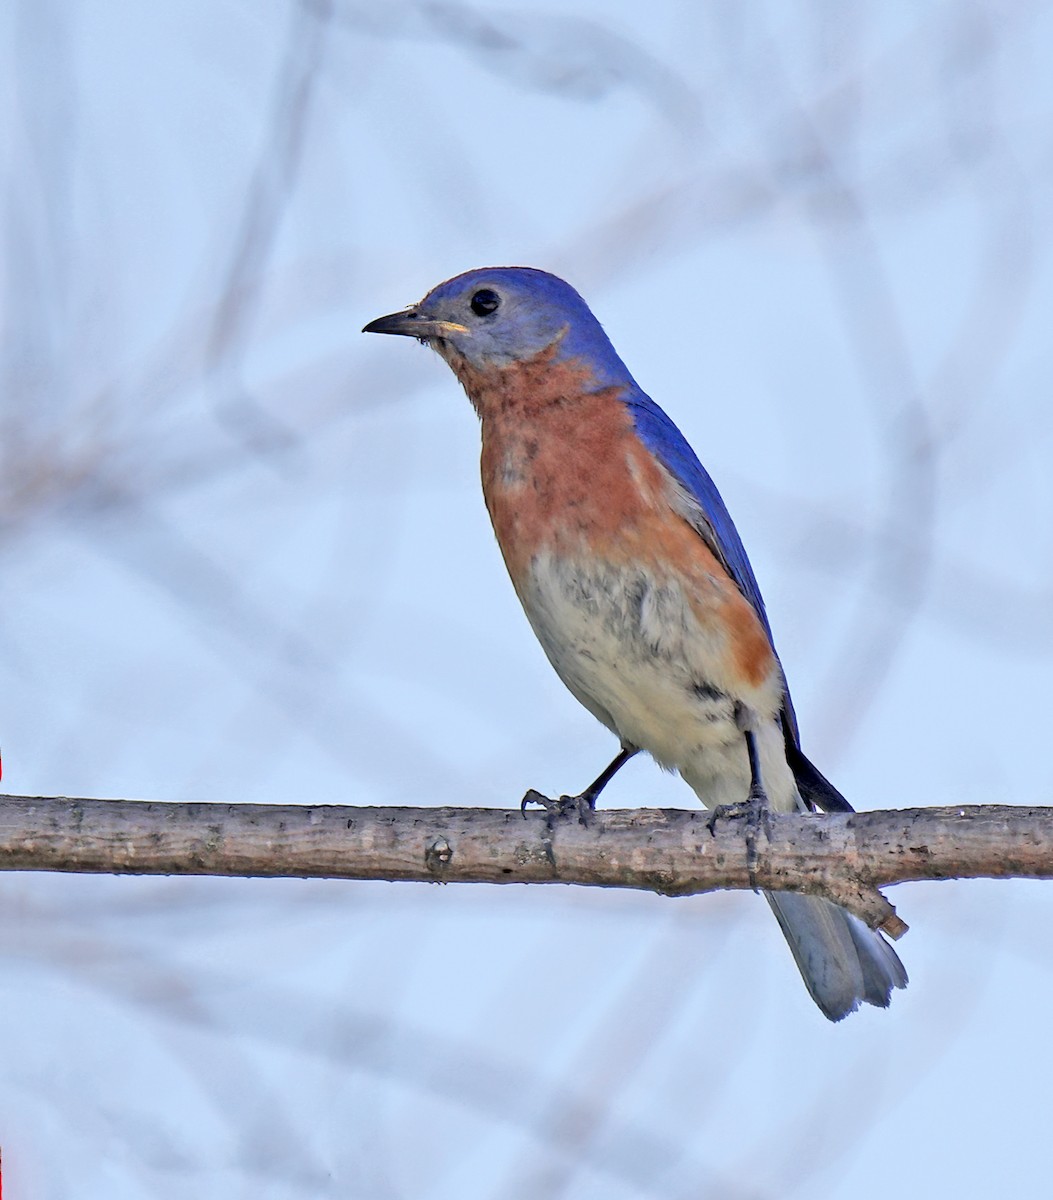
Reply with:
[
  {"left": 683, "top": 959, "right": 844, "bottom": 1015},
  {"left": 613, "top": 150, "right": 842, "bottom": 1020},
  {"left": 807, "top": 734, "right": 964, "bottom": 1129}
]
[
  {"left": 844, "top": 906, "right": 909, "bottom": 1005},
  {"left": 684, "top": 738, "right": 906, "bottom": 1018},
  {"left": 765, "top": 890, "right": 907, "bottom": 1021},
  {"left": 783, "top": 741, "right": 853, "bottom": 813}
]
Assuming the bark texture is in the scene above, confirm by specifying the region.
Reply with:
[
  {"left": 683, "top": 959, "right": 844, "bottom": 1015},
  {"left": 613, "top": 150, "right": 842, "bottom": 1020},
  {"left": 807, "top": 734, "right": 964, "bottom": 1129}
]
[{"left": 4, "top": 795, "right": 1053, "bottom": 937}]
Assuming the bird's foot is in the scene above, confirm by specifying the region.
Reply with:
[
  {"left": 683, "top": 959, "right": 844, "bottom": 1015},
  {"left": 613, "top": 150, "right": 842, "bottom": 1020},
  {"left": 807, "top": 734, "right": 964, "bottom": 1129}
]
[
  {"left": 519, "top": 746, "right": 636, "bottom": 828},
  {"left": 521, "top": 789, "right": 595, "bottom": 827},
  {"left": 705, "top": 792, "right": 771, "bottom": 890},
  {"left": 704, "top": 792, "right": 769, "bottom": 832}
]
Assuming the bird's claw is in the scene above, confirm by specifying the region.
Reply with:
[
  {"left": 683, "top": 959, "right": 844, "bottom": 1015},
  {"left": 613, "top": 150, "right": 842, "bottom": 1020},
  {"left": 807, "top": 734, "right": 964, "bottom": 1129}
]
[
  {"left": 704, "top": 794, "right": 767, "bottom": 832},
  {"left": 521, "top": 789, "right": 595, "bottom": 827},
  {"left": 705, "top": 795, "right": 771, "bottom": 891}
]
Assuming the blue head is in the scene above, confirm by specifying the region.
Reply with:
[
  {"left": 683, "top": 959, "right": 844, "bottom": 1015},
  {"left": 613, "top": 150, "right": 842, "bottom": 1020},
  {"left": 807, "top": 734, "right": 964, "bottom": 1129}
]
[{"left": 363, "top": 267, "right": 635, "bottom": 390}]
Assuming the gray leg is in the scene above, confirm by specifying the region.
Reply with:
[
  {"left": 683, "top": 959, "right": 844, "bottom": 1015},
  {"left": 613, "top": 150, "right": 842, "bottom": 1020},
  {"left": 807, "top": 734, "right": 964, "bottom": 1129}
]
[
  {"left": 705, "top": 707, "right": 771, "bottom": 887},
  {"left": 522, "top": 743, "right": 638, "bottom": 826},
  {"left": 744, "top": 727, "right": 768, "bottom": 805}
]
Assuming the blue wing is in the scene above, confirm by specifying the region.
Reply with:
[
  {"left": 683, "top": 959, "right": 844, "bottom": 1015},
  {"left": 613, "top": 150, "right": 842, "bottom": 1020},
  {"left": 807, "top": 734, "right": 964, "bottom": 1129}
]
[
  {"left": 626, "top": 389, "right": 805, "bottom": 751},
  {"left": 627, "top": 390, "right": 774, "bottom": 637}
]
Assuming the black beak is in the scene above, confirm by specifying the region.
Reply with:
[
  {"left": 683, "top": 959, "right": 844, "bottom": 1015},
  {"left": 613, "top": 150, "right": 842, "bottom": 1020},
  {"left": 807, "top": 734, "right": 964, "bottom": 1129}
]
[{"left": 362, "top": 306, "right": 469, "bottom": 339}]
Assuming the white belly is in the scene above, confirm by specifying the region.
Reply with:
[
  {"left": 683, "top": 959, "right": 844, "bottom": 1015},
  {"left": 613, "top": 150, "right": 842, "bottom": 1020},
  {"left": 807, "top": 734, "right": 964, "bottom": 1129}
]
[{"left": 518, "top": 552, "right": 798, "bottom": 810}]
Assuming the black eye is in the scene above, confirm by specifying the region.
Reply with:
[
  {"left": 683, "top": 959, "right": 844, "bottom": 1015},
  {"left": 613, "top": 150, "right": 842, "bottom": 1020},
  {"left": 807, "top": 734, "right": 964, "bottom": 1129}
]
[{"left": 470, "top": 289, "right": 500, "bottom": 317}]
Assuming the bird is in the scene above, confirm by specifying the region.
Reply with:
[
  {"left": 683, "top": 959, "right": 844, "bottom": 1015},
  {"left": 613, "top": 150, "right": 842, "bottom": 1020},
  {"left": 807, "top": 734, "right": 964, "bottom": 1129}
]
[{"left": 364, "top": 266, "right": 907, "bottom": 1020}]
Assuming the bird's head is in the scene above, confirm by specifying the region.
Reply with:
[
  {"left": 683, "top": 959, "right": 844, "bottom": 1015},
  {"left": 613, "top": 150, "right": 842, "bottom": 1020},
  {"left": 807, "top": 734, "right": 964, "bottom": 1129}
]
[{"left": 363, "top": 267, "right": 633, "bottom": 390}]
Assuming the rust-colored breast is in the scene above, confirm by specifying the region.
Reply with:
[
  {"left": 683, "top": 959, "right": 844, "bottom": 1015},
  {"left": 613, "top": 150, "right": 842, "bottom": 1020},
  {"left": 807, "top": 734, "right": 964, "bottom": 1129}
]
[{"left": 451, "top": 346, "right": 776, "bottom": 690}]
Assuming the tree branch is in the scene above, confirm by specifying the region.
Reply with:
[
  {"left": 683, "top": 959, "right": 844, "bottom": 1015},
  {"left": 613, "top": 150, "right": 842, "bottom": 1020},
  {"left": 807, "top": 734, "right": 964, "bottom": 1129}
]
[{"left": 4, "top": 796, "right": 1053, "bottom": 936}]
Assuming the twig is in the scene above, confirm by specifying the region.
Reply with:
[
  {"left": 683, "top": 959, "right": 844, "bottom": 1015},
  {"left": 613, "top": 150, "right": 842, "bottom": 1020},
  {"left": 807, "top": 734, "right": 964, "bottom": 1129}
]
[{"left": 3, "top": 796, "right": 1053, "bottom": 937}]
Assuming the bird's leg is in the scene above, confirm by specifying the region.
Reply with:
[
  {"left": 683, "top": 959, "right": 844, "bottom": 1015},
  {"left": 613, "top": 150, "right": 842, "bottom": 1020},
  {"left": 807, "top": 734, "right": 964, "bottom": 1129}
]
[
  {"left": 521, "top": 744, "right": 638, "bottom": 826},
  {"left": 743, "top": 724, "right": 768, "bottom": 807},
  {"left": 576, "top": 744, "right": 639, "bottom": 809},
  {"left": 705, "top": 706, "right": 771, "bottom": 888}
]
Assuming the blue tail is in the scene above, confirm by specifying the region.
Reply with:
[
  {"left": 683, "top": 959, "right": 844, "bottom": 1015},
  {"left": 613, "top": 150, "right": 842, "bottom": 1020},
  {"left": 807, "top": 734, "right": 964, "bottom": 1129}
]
[{"left": 765, "top": 890, "right": 908, "bottom": 1021}]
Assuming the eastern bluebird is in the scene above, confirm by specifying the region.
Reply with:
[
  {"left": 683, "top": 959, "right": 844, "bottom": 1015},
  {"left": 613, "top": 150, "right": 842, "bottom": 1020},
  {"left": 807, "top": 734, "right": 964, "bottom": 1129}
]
[{"left": 364, "top": 267, "right": 907, "bottom": 1020}]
